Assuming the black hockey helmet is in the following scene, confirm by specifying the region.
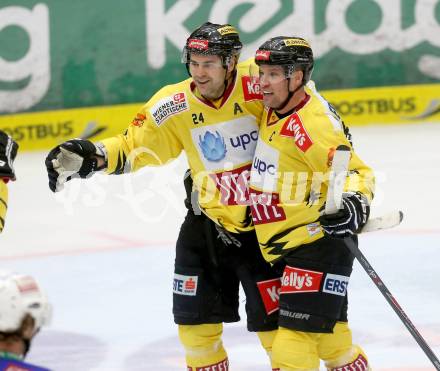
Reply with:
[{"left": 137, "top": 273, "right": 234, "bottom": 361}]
[
  {"left": 182, "top": 22, "right": 243, "bottom": 70},
  {"left": 254, "top": 36, "right": 314, "bottom": 85}
]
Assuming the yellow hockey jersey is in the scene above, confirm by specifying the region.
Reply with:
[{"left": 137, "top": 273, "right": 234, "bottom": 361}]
[
  {"left": 0, "top": 180, "right": 7, "bottom": 232},
  {"left": 101, "top": 59, "right": 264, "bottom": 232},
  {"left": 249, "top": 82, "right": 375, "bottom": 263}
]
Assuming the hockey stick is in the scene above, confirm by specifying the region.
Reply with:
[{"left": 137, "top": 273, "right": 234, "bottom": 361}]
[{"left": 326, "top": 145, "right": 440, "bottom": 370}]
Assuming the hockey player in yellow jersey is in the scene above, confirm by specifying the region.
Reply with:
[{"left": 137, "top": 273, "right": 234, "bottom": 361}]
[
  {"left": 249, "top": 37, "right": 375, "bottom": 370},
  {"left": 0, "top": 131, "right": 18, "bottom": 233},
  {"left": 45, "top": 23, "right": 281, "bottom": 370}
]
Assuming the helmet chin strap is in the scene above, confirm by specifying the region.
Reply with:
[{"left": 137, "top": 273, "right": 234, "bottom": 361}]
[{"left": 275, "top": 78, "right": 304, "bottom": 112}]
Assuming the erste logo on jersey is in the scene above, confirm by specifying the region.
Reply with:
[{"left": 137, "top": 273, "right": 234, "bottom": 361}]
[
  {"left": 323, "top": 273, "right": 349, "bottom": 296},
  {"left": 280, "top": 266, "right": 323, "bottom": 294},
  {"left": 241, "top": 76, "right": 263, "bottom": 101},
  {"left": 150, "top": 92, "right": 189, "bottom": 126},
  {"left": 249, "top": 189, "right": 286, "bottom": 224},
  {"left": 280, "top": 113, "right": 313, "bottom": 152},
  {"left": 257, "top": 277, "right": 281, "bottom": 314},
  {"left": 211, "top": 164, "right": 251, "bottom": 205},
  {"left": 173, "top": 274, "right": 198, "bottom": 296}
]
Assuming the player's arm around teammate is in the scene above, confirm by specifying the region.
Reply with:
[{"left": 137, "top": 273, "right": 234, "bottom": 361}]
[{"left": 248, "top": 37, "right": 375, "bottom": 370}]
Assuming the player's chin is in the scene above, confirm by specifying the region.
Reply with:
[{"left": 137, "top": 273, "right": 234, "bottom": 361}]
[
  {"left": 197, "top": 84, "right": 210, "bottom": 95},
  {"left": 201, "top": 88, "right": 220, "bottom": 100},
  {"left": 262, "top": 94, "right": 275, "bottom": 107}
]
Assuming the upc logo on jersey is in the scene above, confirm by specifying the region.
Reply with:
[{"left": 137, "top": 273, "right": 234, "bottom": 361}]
[
  {"left": 191, "top": 116, "right": 259, "bottom": 171},
  {"left": 280, "top": 113, "right": 313, "bottom": 152},
  {"left": 249, "top": 138, "right": 279, "bottom": 193},
  {"left": 150, "top": 92, "right": 189, "bottom": 126},
  {"left": 230, "top": 129, "right": 258, "bottom": 151},
  {"left": 241, "top": 76, "right": 263, "bottom": 101},
  {"left": 323, "top": 273, "right": 350, "bottom": 296},
  {"left": 198, "top": 129, "right": 258, "bottom": 163},
  {"left": 257, "top": 277, "right": 281, "bottom": 315},
  {"left": 252, "top": 156, "right": 277, "bottom": 175},
  {"left": 173, "top": 274, "right": 198, "bottom": 296},
  {"left": 198, "top": 130, "right": 227, "bottom": 162},
  {"left": 280, "top": 266, "right": 323, "bottom": 294}
]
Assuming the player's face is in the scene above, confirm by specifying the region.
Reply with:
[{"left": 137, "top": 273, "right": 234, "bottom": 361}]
[
  {"left": 258, "top": 65, "right": 290, "bottom": 109},
  {"left": 189, "top": 54, "right": 227, "bottom": 100}
]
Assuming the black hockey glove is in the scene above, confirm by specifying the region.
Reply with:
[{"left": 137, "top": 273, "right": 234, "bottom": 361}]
[
  {"left": 183, "top": 169, "right": 201, "bottom": 215},
  {"left": 0, "top": 131, "right": 18, "bottom": 181},
  {"left": 319, "top": 192, "right": 370, "bottom": 237},
  {"left": 183, "top": 169, "right": 193, "bottom": 210},
  {"left": 45, "top": 139, "right": 106, "bottom": 192}
]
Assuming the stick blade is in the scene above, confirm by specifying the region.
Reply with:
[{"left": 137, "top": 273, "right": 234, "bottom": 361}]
[{"left": 362, "top": 210, "right": 404, "bottom": 233}]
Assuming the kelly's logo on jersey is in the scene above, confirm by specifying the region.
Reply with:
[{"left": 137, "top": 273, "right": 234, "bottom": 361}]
[
  {"left": 280, "top": 113, "right": 313, "bottom": 152},
  {"left": 173, "top": 274, "right": 198, "bottom": 296},
  {"left": 198, "top": 130, "right": 227, "bottom": 162},
  {"left": 241, "top": 76, "right": 263, "bottom": 101},
  {"left": 323, "top": 273, "right": 349, "bottom": 296},
  {"left": 257, "top": 277, "right": 281, "bottom": 315},
  {"left": 280, "top": 266, "right": 323, "bottom": 294},
  {"left": 150, "top": 92, "right": 189, "bottom": 126}
]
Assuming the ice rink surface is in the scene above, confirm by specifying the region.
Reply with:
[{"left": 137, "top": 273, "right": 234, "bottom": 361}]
[{"left": 1, "top": 122, "right": 440, "bottom": 370}]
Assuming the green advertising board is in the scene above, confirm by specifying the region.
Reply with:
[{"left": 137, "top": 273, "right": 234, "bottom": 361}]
[{"left": 1, "top": 0, "right": 440, "bottom": 114}]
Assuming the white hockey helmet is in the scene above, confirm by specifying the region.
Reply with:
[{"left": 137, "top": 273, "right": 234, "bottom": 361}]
[{"left": 0, "top": 271, "right": 52, "bottom": 334}]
